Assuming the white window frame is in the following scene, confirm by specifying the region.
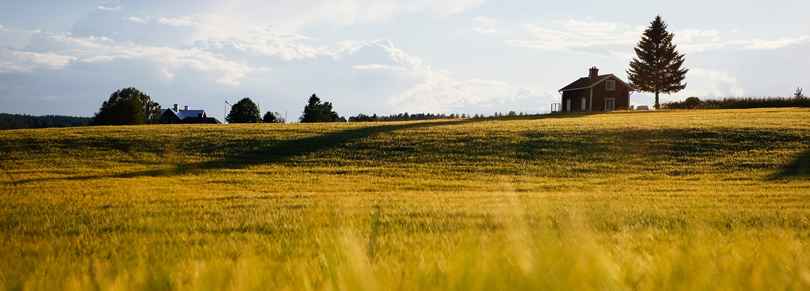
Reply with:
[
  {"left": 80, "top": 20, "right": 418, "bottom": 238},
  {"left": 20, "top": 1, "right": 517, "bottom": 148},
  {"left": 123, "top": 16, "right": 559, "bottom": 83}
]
[
  {"left": 606, "top": 80, "right": 616, "bottom": 91},
  {"left": 581, "top": 97, "right": 586, "bottom": 111},
  {"left": 605, "top": 98, "right": 615, "bottom": 111},
  {"left": 566, "top": 99, "right": 571, "bottom": 112}
]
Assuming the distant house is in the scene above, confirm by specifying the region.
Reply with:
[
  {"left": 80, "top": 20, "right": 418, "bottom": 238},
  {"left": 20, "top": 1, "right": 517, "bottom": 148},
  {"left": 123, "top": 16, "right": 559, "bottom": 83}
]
[
  {"left": 160, "top": 104, "right": 221, "bottom": 124},
  {"left": 558, "top": 67, "right": 634, "bottom": 112}
]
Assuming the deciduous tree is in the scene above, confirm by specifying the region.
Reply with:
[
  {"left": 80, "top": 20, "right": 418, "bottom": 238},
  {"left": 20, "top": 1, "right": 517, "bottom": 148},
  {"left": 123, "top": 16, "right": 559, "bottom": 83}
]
[
  {"left": 226, "top": 97, "right": 261, "bottom": 123},
  {"left": 89, "top": 87, "right": 161, "bottom": 126}
]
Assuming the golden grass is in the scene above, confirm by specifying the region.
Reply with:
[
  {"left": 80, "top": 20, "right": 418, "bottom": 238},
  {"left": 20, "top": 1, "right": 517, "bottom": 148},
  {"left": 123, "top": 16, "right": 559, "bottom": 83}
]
[{"left": 1, "top": 108, "right": 810, "bottom": 290}]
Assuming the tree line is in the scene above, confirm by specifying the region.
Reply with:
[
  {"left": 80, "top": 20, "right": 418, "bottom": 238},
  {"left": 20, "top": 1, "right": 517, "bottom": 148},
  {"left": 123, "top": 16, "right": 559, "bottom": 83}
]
[
  {"left": 0, "top": 114, "right": 90, "bottom": 130},
  {"left": 662, "top": 90, "right": 809, "bottom": 110}
]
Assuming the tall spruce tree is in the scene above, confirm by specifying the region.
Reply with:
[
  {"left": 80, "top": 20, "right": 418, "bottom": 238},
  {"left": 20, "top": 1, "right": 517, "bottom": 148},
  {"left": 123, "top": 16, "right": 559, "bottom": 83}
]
[{"left": 627, "top": 15, "right": 688, "bottom": 109}]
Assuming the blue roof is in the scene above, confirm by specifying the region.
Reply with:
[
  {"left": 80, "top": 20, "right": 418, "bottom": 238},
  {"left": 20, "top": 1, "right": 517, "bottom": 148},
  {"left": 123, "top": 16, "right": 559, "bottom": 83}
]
[{"left": 161, "top": 108, "right": 207, "bottom": 120}]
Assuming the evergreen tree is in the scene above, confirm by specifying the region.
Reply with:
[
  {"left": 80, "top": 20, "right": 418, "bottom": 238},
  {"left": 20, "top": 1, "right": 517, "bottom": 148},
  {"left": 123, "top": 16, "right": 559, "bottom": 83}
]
[
  {"left": 300, "top": 94, "right": 340, "bottom": 123},
  {"left": 627, "top": 15, "right": 688, "bottom": 109},
  {"left": 226, "top": 97, "right": 261, "bottom": 123},
  {"left": 90, "top": 87, "right": 161, "bottom": 126}
]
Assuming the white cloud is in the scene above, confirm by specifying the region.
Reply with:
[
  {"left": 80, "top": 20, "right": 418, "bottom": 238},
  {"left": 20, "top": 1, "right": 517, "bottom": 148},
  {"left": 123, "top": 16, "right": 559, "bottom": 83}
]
[
  {"left": 199, "top": 0, "right": 487, "bottom": 37},
  {"left": 563, "top": 19, "right": 616, "bottom": 33},
  {"left": 509, "top": 19, "right": 810, "bottom": 59},
  {"left": 676, "top": 29, "right": 719, "bottom": 42},
  {"left": 743, "top": 36, "right": 810, "bottom": 49},
  {"left": 0, "top": 47, "right": 76, "bottom": 72},
  {"left": 680, "top": 35, "right": 810, "bottom": 52},
  {"left": 690, "top": 68, "right": 744, "bottom": 97},
  {"left": 97, "top": 5, "right": 122, "bottom": 11},
  {"left": 475, "top": 16, "right": 498, "bottom": 26},
  {"left": 158, "top": 17, "right": 196, "bottom": 26},
  {"left": 464, "top": 16, "right": 498, "bottom": 35},
  {"left": 10, "top": 32, "right": 263, "bottom": 85},
  {"left": 350, "top": 40, "right": 514, "bottom": 111},
  {"left": 505, "top": 22, "right": 641, "bottom": 52},
  {"left": 353, "top": 64, "right": 407, "bottom": 71},
  {"left": 124, "top": 16, "right": 146, "bottom": 23},
  {"left": 465, "top": 27, "right": 497, "bottom": 35}
]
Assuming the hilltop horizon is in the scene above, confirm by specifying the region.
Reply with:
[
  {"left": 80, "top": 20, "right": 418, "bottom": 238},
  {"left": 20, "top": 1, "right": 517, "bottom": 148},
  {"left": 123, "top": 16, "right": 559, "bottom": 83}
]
[{"left": 1, "top": 1, "right": 808, "bottom": 120}]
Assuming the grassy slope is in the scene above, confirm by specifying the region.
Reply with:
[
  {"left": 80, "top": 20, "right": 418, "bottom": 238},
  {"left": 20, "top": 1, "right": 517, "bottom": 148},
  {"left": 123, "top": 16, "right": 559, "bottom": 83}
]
[{"left": 1, "top": 108, "right": 810, "bottom": 290}]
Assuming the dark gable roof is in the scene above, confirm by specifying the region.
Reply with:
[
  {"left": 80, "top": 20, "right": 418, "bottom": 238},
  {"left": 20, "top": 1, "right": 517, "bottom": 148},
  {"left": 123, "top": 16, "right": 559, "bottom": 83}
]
[
  {"left": 559, "top": 74, "right": 635, "bottom": 92},
  {"left": 160, "top": 107, "right": 221, "bottom": 124},
  {"left": 179, "top": 117, "right": 221, "bottom": 124}
]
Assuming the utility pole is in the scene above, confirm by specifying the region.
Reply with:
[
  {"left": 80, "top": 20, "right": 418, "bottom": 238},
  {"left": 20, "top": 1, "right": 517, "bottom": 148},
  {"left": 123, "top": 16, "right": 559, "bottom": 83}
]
[{"left": 224, "top": 99, "right": 232, "bottom": 124}]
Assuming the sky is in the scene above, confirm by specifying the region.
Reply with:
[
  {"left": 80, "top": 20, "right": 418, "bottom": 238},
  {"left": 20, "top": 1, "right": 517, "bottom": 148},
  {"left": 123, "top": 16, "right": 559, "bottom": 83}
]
[{"left": 1, "top": 0, "right": 808, "bottom": 121}]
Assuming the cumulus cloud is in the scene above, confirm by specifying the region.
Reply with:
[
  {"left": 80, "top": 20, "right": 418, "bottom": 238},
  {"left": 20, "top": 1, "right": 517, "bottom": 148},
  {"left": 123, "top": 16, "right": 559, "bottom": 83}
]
[
  {"left": 689, "top": 68, "right": 744, "bottom": 97},
  {"left": 158, "top": 16, "right": 197, "bottom": 27},
  {"left": 563, "top": 19, "right": 616, "bottom": 32},
  {"left": 192, "top": 0, "right": 487, "bottom": 38},
  {"left": 675, "top": 29, "right": 719, "bottom": 42},
  {"left": 680, "top": 35, "right": 810, "bottom": 52},
  {"left": 0, "top": 47, "right": 76, "bottom": 72},
  {"left": 123, "top": 16, "right": 146, "bottom": 23},
  {"left": 507, "top": 18, "right": 810, "bottom": 60},
  {"left": 97, "top": 5, "right": 122, "bottom": 11},
  {"left": 504, "top": 20, "right": 642, "bottom": 55},
  {"left": 465, "top": 27, "right": 497, "bottom": 35},
  {"left": 464, "top": 16, "right": 498, "bottom": 35},
  {"left": 14, "top": 32, "right": 263, "bottom": 85},
  {"left": 475, "top": 16, "right": 498, "bottom": 26},
  {"left": 343, "top": 40, "right": 540, "bottom": 112}
]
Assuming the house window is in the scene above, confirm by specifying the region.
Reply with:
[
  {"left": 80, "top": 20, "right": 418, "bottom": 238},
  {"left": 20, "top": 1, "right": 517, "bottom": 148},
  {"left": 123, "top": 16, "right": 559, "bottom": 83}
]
[
  {"left": 605, "top": 98, "right": 615, "bottom": 111},
  {"left": 606, "top": 80, "right": 616, "bottom": 91},
  {"left": 162, "top": 115, "right": 167, "bottom": 123},
  {"left": 581, "top": 97, "right": 586, "bottom": 111}
]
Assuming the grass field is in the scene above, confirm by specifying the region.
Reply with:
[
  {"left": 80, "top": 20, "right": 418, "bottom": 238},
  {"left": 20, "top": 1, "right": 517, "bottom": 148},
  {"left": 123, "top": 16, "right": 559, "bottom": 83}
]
[{"left": 1, "top": 108, "right": 810, "bottom": 290}]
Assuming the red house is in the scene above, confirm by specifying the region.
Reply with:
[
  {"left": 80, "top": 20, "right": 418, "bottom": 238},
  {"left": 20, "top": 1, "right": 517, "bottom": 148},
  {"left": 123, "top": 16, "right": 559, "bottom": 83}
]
[{"left": 558, "top": 67, "right": 634, "bottom": 112}]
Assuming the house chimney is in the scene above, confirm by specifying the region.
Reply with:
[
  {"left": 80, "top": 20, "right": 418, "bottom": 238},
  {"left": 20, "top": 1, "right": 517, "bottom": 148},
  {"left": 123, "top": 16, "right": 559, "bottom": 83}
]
[
  {"left": 184, "top": 105, "right": 189, "bottom": 110},
  {"left": 173, "top": 104, "right": 179, "bottom": 111},
  {"left": 589, "top": 66, "right": 599, "bottom": 79}
]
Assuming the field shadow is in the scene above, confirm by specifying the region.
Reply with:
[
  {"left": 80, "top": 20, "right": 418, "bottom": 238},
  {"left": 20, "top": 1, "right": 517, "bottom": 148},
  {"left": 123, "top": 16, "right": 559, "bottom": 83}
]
[
  {"left": 115, "top": 112, "right": 613, "bottom": 179},
  {"left": 4, "top": 112, "right": 609, "bottom": 184},
  {"left": 769, "top": 148, "right": 810, "bottom": 180}
]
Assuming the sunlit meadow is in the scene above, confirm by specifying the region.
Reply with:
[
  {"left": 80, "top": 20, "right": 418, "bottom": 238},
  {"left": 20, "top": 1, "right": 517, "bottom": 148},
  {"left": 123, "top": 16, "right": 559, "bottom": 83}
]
[{"left": 1, "top": 108, "right": 810, "bottom": 290}]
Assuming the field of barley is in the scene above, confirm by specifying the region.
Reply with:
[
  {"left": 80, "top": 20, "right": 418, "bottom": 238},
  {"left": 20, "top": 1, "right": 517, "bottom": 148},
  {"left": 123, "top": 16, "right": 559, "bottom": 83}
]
[{"left": 1, "top": 108, "right": 810, "bottom": 290}]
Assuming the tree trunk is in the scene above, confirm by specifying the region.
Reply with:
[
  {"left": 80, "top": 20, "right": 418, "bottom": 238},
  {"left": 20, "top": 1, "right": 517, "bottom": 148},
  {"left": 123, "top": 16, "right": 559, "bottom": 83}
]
[{"left": 654, "top": 91, "right": 660, "bottom": 110}]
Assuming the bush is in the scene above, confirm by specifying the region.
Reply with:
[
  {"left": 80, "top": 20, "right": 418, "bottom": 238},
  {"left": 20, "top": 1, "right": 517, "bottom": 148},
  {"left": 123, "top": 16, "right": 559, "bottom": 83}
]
[
  {"left": 349, "top": 113, "right": 377, "bottom": 122},
  {"left": 662, "top": 96, "right": 810, "bottom": 110},
  {"left": 262, "top": 111, "right": 285, "bottom": 123}
]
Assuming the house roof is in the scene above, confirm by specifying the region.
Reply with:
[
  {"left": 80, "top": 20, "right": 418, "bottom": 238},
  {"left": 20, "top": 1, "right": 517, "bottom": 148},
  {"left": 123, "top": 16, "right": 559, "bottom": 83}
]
[
  {"left": 179, "top": 117, "right": 221, "bottom": 124},
  {"left": 161, "top": 108, "right": 206, "bottom": 120},
  {"left": 559, "top": 74, "right": 635, "bottom": 92}
]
